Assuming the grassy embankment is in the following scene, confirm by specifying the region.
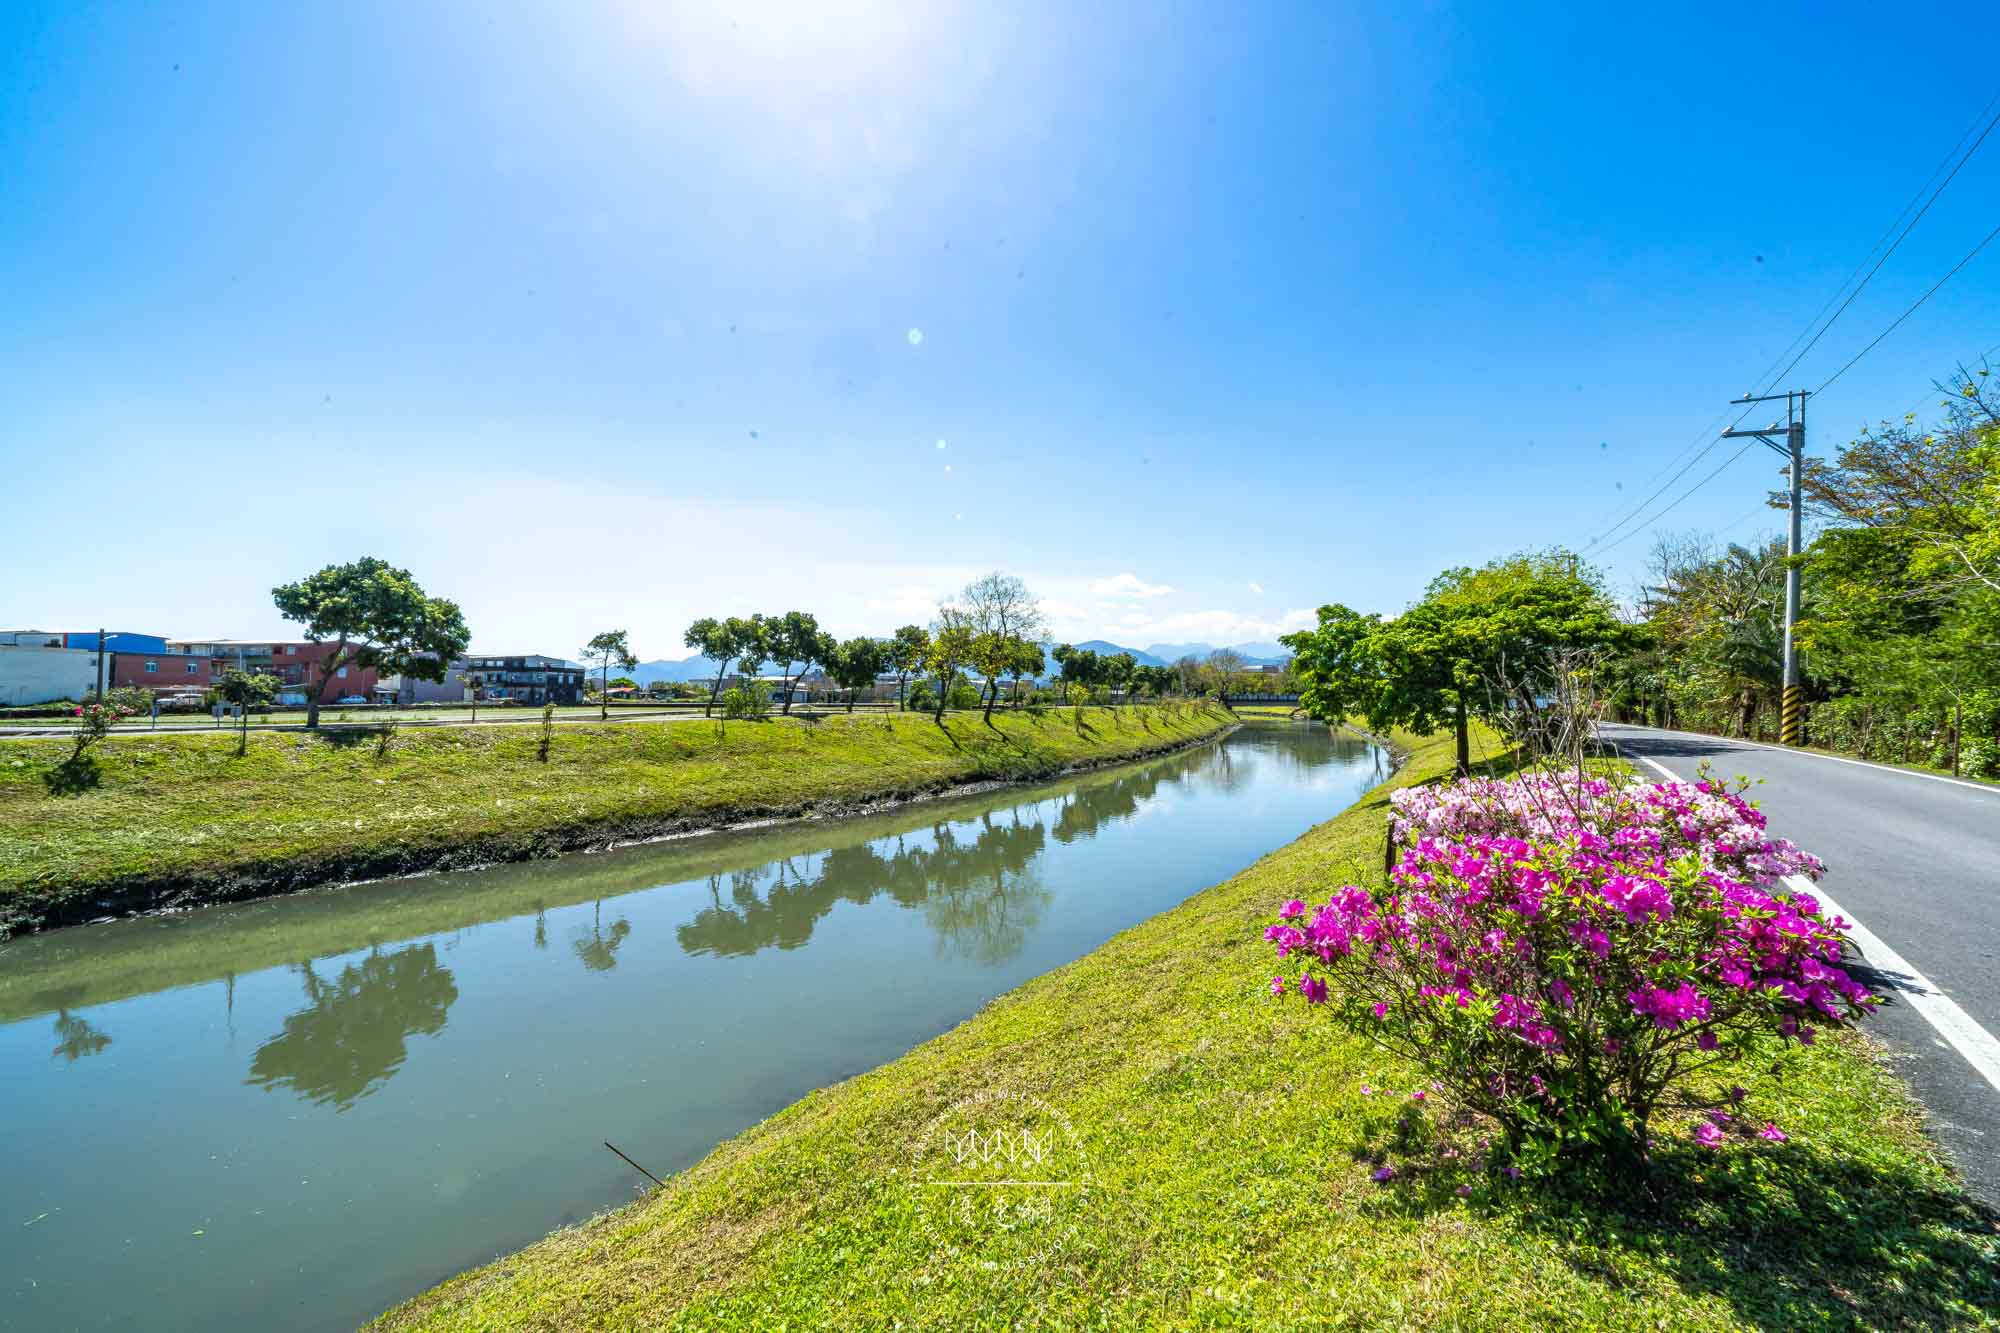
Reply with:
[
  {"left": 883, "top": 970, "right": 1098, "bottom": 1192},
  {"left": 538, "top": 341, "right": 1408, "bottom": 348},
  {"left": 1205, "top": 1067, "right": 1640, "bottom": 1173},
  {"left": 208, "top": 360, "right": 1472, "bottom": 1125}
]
[
  {"left": 0, "top": 703, "right": 1234, "bottom": 937},
  {"left": 373, "top": 726, "right": 1997, "bottom": 1331}
]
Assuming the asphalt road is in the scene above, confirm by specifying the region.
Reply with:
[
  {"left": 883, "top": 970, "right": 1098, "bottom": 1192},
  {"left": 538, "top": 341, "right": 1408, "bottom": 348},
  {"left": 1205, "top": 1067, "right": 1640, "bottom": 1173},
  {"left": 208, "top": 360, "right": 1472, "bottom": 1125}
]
[{"left": 1598, "top": 722, "right": 2000, "bottom": 1209}]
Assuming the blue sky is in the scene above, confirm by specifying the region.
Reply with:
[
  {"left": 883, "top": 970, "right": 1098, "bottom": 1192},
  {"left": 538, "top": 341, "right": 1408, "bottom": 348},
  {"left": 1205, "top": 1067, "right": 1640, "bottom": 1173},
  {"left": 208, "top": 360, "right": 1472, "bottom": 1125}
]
[{"left": 4, "top": 1, "right": 1997, "bottom": 658}]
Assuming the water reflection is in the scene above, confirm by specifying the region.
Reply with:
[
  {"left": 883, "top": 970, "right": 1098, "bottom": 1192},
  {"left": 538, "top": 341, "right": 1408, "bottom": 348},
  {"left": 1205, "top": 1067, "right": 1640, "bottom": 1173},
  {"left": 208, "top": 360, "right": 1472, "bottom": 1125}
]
[
  {"left": 571, "top": 903, "right": 633, "bottom": 971},
  {"left": 244, "top": 943, "right": 458, "bottom": 1110},
  {"left": 674, "top": 780, "right": 1144, "bottom": 964},
  {"left": 51, "top": 1008, "right": 112, "bottom": 1062}
]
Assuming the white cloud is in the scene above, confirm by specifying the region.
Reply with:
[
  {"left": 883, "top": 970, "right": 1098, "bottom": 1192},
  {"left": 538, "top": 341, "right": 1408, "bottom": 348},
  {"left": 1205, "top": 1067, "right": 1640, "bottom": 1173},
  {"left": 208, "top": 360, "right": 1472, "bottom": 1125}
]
[
  {"left": 1096, "top": 607, "right": 1316, "bottom": 646},
  {"left": 1090, "top": 572, "right": 1174, "bottom": 599},
  {"left": 863, "top": 584, "right": 943, "bottom": 621},
  {"left": 1247, "top": 581, "right": 1264, "bottom": 595},
  {"left": 1038, "top": 598, "right": 1089, "bottom": 622}
]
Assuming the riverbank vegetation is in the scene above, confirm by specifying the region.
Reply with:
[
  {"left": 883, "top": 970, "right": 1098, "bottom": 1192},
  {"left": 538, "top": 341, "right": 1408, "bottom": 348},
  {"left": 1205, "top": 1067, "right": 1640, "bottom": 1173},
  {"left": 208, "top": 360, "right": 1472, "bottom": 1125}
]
[
  {"left": 371, "top": 726, "right": 1995, "bottom": 1331},
  {"left": 0, "top": 703, "right": 1233, "bottom": 937},
  {"left": 1608, "top": 363, "right": 2000, "bottom": 777}
]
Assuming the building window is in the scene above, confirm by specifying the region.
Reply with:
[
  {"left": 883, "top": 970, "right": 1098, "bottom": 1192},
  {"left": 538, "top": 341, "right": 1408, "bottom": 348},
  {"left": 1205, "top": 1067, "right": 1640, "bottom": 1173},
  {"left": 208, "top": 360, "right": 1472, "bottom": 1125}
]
[
  {"left": 186, "top": 662, "right": 199, "bottom": 675},
  {"left": 336, "top": 666, "right": 348, "bottom": 679},
  {"left": 144, "top": 660, "right": 158, "bottom": 673},
  {"left": 284, "top": 645, "right": 296, "bottom": 655}
]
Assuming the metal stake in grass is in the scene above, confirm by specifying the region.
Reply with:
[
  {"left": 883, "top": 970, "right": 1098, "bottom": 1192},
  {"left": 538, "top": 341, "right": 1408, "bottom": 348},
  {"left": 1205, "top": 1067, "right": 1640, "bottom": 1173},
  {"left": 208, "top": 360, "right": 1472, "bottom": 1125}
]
[{"left": 604, "top": 1141, "right": 666, "bottom": 1190}]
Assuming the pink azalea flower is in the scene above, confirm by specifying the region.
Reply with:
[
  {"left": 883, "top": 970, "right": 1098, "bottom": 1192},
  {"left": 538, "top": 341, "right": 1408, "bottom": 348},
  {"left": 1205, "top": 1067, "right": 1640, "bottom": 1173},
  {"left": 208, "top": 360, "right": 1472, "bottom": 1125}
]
[
  {"left": 1455, "top": 1184, "right": 1473, "bottom": 1197},
  {"left": 1371, "top": 1165, "right": 1396, "bottom": 1182},
  {"left": 1268, "top": 975, "right": 1285, "bottom": 998},
  {"left": 1759, "top": 1123, "right": 1788, "bottom": 1142},
  {"left": 1694, "top": 1122, "right": 1724, "bottom": 1147},
  {"left": 1370, "top": 1001, "right": 1388, "bottom": 1019}
]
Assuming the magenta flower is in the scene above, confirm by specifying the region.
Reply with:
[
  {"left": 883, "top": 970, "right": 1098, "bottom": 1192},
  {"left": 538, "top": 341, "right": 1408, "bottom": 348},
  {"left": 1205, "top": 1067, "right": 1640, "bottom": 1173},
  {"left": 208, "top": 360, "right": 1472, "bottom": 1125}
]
[
  {"left": 1280, "top": 899, "right": 1306, "bottom": 918},
  {"left": 1759, "top": 1123, "right": 1788, "bottom": 1143},
  {"left": 1455, "top": 1183, "right": 1473, "bottom": 1196},
  {"left": 1696, "top": 1030, "right": 1719, "bottom": 1052},
  {"left": 1268, "top": 975, "right": 1285, "bottom": 998},
  {"left": 1694, "top": 1122, "right": 1724, "bottom": 1147},
  {"left": 1371, "top": 1165, "right": 1396, "bottom": 1182},
  {"left": 1371, "top": 1001, "right": 1388, "bottom": 1019},
  {"left": 1299, "top": 975, "right": 1328, "bottom": 1004},
  {"left": 1410, "top": 1090, "right": 1426, "bottom": 1102},
  {"left": 1359, "top": 1083, "right": 1374, "bottom": 1097}
]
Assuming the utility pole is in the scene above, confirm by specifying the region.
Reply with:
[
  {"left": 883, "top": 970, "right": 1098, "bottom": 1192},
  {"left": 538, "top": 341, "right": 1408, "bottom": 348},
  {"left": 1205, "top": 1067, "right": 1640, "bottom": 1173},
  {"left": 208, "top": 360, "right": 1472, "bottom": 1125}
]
[
  {"left": 1723, "top": 390, "right": 1807, "bottom": 745},
  {"left": 96, "top": 626, "right": 107, "bottom": 703}
]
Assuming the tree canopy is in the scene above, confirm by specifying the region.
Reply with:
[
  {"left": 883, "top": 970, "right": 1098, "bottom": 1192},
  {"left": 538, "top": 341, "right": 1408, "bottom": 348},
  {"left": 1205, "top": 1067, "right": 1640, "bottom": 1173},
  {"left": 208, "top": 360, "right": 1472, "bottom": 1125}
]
[{"left": 271, "top": 557, "right": 470, "bottom": 728}]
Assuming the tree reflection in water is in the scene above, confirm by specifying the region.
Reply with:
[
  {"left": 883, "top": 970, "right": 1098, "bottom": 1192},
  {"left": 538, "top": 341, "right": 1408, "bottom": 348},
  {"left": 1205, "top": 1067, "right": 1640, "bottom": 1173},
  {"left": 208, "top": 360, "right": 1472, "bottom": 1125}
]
[
  {"left": 571, "top": 901, "right": 633, "bottom": 971},
  {"left": 50, "top": 1008, "right": 112, "bottom": 1062},
  {"left": 244, "top": 943, "right": 458, "bottom": 1111},
  {"left": 675, "top": 748, "right": 1213, "bottom": 964}
]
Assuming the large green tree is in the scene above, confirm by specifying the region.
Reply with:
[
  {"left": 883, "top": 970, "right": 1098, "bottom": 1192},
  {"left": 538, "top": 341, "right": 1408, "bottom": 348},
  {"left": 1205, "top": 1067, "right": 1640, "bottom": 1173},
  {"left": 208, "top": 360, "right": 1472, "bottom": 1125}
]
[
  {"left": 271, "top": 557, "right": 470, "bottom": 729},
  {"left": 888, "top": 625, "right": 930, "bottom": 710},
  {"left": 1284, "top": 550, "right": 1626, "bottom": 773},
  {"left": 684, "top": 616, "right": 766, "bottom": 717},
  {"left": 826, "top": 636, "right": 886, "bottom": 711},
  {"left": 762, "top": 611, "right": 826, "bottom": 714}
]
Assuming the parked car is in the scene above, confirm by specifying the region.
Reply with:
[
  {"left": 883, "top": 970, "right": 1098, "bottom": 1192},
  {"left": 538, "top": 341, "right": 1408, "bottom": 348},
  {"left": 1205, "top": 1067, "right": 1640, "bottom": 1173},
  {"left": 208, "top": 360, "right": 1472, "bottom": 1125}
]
[{"left": 335, "top": 695, "right": 369, "bottom": 705}]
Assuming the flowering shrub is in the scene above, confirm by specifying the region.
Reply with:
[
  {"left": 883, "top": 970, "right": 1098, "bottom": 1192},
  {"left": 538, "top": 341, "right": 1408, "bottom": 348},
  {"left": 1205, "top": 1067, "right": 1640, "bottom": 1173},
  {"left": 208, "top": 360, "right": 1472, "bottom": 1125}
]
[{"left": 1267, "top": 769, "right": 1875, "bottom": 1169}]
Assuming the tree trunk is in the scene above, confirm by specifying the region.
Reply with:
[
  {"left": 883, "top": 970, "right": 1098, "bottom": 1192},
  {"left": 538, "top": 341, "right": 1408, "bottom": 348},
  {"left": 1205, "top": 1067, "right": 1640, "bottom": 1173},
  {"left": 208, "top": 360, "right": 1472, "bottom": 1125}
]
[
  {"left": 982, "top": 677, "right": 997, "bottom": 721},
  {"left": 307, "top": 639, "right": 349, "bottom": 730},
  {"left": 600, "top": 665, "right": 608, "bottom": 720},
  {"left": 706, "top": 666, "right": 728, "bottom": 718},
  {"left": 1735, "top": 689, "right": 1755, "bottom": 739},
  {"left": 935, "top": 675, "right": 949, "bottom": 721},
  {"left": 1454, "top": 694, "right": 1470, "bottom": 775}
]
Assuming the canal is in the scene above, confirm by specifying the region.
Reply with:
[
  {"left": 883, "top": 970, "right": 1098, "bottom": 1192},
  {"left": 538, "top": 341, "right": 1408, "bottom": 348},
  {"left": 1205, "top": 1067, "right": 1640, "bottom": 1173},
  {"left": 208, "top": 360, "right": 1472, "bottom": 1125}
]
[{"left": 0, "top": 722, "right": 1383, "bottom": 1331}]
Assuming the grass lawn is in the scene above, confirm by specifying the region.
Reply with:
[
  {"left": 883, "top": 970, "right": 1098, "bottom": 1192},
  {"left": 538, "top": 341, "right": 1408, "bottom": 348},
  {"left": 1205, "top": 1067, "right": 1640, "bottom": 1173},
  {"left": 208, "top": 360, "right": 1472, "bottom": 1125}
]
[
  {"left": 370, "top": 726, "right": 1998, "bottom": 1331},
  {"left": 0, "top": 703, "right": 1232, "bottom": 936}
]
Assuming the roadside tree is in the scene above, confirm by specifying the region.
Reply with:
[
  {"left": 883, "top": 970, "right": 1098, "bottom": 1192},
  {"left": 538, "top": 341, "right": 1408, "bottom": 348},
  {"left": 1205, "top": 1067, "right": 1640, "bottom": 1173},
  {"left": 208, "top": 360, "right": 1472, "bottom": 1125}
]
[
  {"left": 581, "top": 630, "right": 639, "bottom": 720},
  {"left": 216, "top": 669, "right": 279, "bottom": 755},
  {"left": 889, "top": 625, "right": 930, "bottom": 710},
  {"left": 827, "top": 636, "right": 886, "bottom": 711},
  {"left": 272, "top": 557, "right": 470, "bottom": 729}
]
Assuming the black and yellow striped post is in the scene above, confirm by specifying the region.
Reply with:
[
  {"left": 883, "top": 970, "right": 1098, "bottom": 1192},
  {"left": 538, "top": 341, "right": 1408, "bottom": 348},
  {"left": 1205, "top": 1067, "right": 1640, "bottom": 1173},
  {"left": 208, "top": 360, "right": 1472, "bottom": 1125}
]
[{"left": 1780, "top": 684, "right": 1803, "bottom": 746}]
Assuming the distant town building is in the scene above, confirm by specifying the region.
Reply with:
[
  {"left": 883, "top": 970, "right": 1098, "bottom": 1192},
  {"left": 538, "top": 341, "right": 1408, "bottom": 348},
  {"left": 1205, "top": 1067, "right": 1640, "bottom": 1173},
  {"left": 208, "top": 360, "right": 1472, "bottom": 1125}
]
[
  {"left": 168, "top": 639, "right": 382, "bottom": 706},
  {"left": 464, "top": 655, "right": 584, "bottom": 705},
  {"left": 0, "top": 632, "right": 105, "bottom": 706},
  {"left": 61, "top": 631, "right": 168, "bottom": 654}
]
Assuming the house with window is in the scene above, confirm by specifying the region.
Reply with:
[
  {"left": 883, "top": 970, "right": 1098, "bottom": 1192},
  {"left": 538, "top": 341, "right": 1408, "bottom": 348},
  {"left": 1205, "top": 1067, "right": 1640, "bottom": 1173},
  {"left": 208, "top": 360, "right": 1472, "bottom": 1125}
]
[
  {"left": 463, "top": 655, "right": 584, "bottom": 705},
  {"left": 167, "top": 640, "right": 382, "bottom": 706}
]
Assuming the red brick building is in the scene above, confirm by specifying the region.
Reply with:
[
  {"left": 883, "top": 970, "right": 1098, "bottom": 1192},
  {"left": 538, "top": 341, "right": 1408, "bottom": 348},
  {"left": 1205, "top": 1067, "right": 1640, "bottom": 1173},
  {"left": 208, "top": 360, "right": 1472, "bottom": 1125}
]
[
  {"left": 167, "top": 640, "right": 382, "bottom": 705},
  {"left": 111, "top": 651, "right": 214, "bottom": 691}
]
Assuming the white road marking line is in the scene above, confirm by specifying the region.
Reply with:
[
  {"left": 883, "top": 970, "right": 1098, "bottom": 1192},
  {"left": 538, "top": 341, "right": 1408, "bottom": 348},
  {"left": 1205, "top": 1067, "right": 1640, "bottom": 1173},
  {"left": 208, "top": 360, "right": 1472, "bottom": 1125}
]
[
  {"left": 1624, "top": 747, "right": 2000, "bottom": 1097},
  {"left": 1617, "top": 723, "right": 2000, "bottom": 797}
]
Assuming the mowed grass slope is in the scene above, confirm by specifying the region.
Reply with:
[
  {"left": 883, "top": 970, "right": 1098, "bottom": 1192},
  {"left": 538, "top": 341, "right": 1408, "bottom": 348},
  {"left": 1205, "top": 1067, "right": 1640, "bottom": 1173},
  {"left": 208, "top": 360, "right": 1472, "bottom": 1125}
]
[
  {"left": 372, "top": 727, "right": 1998, "bottom": 1331},
  {"left": 0, "top": 704, "right": 1233, "bottom": 934}
]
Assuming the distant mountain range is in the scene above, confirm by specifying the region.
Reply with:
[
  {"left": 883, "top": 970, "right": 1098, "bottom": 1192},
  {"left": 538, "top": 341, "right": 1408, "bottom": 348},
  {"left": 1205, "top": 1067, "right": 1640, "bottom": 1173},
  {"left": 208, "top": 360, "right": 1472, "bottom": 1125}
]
[
  {"left": 1071, "top": 640, "right": 1292, "bottom": 667},
  {"left": 625, "top": 638, "right": 1290, "bottom": 685}
]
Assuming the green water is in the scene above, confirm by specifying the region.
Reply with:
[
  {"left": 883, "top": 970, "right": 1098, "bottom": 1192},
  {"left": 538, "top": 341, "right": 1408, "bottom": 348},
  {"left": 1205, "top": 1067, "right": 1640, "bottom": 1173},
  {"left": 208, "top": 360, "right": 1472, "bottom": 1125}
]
[{"left": 0, "top": 724, "right": 1382, "bottom": 1331}]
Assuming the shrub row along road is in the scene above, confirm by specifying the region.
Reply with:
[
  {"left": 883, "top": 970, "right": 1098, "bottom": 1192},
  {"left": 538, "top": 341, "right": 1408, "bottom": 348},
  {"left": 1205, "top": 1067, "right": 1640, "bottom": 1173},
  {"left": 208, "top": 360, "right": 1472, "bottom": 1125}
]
[{"left": 1597, "top": 722, "right": 2000, "bottom": 1208}]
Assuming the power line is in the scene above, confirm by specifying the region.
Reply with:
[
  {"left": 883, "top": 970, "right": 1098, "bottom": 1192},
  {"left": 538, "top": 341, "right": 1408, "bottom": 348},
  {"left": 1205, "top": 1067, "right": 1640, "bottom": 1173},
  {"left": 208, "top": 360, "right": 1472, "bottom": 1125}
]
[
  {"left": 1589, "top": 438, "right": 1763, "bottom": 558},
  {"left": 1583, "top": 86, "right": 2000, "bottom": 557},
  {"left": 1753, "top": 89, "right": 2000, "bottom": 397},
  {"left": 1815, "top": 221, "right": 2000, "bottom": 393}
]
